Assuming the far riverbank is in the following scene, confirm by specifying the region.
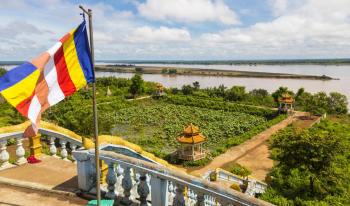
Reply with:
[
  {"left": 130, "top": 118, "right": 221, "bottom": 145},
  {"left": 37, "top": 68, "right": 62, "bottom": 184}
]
[{"left": 96, "top": 65, "right": 336, "bottom": 80}]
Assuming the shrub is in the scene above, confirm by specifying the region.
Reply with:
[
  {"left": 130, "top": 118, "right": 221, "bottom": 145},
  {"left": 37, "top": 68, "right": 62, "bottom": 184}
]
[
  {"left": 230, "top": 183, "right": 242, "bottom": 192},
  {"left": 227, "top": 163, "right": 251, "bottom": 178},
  {"left": 209, "top": 171, "right": 217, "bottom": 181}
]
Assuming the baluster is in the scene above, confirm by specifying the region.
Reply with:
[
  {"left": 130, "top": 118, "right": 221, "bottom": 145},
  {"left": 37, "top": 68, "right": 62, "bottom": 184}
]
[
  {"left": 189, "top": 189, "right": 196, "bottom": 206},
  {"left": 116, "top": 164, "right": 124, "bottom": 195},
  {"left": 0, "top": 140, "right": 12, "bottom": 169},
  {"left": 196, "top": 192, "right": 205, "bottom": 206},
  {"left": 131, "top": 170, "right": 140, "bottom": 201},
  {"left": 49, "top": 137, "right": 57, "bottom": 157},
  {"left": 173, "top": 184, "right": 185, "bottom": 206},
  {"left": 105, "top": 162, "right": 117, "bottom": 199},
  {"left": 60, "top": 139, "right": 68, "bottom": 161},
  {"left": 137, "top": 172, "right": 150, "bottom": 206},
  {"left": 168, "top": 181, "right": 175, "bottom": 203},
  {"left": 70, "top": 143, "right": 77, "bottom": 162},
  {"left": 121, "top": 166, "right": 133, "bottom": 205},
  {"left": 15, "top": 137, "right": 27, "bottom": 165}
]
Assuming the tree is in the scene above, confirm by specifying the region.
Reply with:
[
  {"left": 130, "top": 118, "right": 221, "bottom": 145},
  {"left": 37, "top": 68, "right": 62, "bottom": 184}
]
[
  {"left": 182, "top": 84, "right": 194, "bottom": 95},
  {"left": 161, "top": 68, "right": 168, "bottom": 74},
  {"left": 192, "top": 81, "right": 200, "bottom": 90},
  {"left": 135, "top": 67, "right": 143, "bottom": 73},
  {"left": 168, "top": 69, "right": 177, "bottom": 74},
  {"left": 262, "top": 124, "right": 348, "bottom": 204},
  {"left": 272, "top": 87, "right": 293, "bottom": 102},
  {"left": 225, "top": 86, "right": 246, "bottom": 101},
  {"left": 249, "top": 89, "right": 269, "bottom": 97},
  {"left": 129, "top": 74, "right": 144, "bottom": 98},
  {"left": 0, "top": 68, "right": 6, "bottom": 77},
  {"left": 295, "top": 88, "right": 305, "bottom": 100},
  {"left": 327, "top": 92, "right": 348, "bottom": 114}
]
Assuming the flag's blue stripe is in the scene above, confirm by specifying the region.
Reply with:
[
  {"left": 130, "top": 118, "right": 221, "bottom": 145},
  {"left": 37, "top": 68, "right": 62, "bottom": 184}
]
[
  {"left": 0, "top": 62, "right": 37, "bottom": 91},
  {"left": 74, "top": 21, "right": 94, "bottom": 84}
]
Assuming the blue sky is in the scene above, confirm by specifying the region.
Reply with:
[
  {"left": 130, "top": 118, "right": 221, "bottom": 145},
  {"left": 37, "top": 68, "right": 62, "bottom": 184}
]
[{"left": 0, "top": 0, "right": 349, "bottom": 60}]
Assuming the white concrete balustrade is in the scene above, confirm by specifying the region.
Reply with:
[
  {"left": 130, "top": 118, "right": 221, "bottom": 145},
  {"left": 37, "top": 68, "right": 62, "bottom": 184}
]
[
  {"left": 73, "top": 147, "right": 273, "bottom": 206},
  {"left": 0, "top": 128, "right": 84, "bottom": 170}
]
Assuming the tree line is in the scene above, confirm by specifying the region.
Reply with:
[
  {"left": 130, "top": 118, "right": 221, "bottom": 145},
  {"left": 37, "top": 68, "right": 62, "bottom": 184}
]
[{"left": 167, "top": 82, "right": 348, "bottom": 115}]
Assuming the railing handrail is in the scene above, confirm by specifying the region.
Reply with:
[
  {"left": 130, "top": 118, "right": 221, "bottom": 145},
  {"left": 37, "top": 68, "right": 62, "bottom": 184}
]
[
  {"left": 90, "top": 149, "right": 273, "bottom": 206},
  {"left": 0, "top": 129, "right": 83, "bottom": 146},
  {"left": 0, "top": 131, "right": 23, "bottom": 140}
]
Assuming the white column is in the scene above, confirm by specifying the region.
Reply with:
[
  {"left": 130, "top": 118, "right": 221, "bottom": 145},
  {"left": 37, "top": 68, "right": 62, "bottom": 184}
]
[
  {"left": 121, "top": 166, "right": 133, "bottom": 205},
  {"left": 195, "top": 192, "right": 205, "bottom": 206},
  {"left": 72, "top": 150, "right": 93, "bottom": 192},
  {"left": 60, "top": 139, "right": 68, "bottom": 161},
  {"left": 137, "top": 172, "right": 150, "bottom": 206},
  {"left": 151, "top": 177, "right": 169, "bottom": 206},
  {"left": 0, "top": 140, "right": 12, "bottom": 170},
  {"left": 49, "top": 137, "right": 57, "bottom": 157},
  {"left": 70, "top": 143, "right": 77, "bottom": 162},
  {"left": 15, "top": 137, "right": 27, "bottom": 165},
  {"left": 105, "top": 162, "right": 117, "bottom": 199},
  {"left": 173, "top": 184, "right": 186, "bottom": 206}
]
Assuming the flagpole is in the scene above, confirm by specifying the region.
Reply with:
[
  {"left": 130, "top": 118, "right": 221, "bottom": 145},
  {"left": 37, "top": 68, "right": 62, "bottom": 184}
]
[{"left": 79, "top": 5, "right": 101, "bottom": 206}]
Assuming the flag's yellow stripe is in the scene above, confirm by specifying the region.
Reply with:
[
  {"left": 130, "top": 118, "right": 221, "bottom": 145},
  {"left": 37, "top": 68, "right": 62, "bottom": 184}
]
[
  {"left": 62, "top": 32, "right": 87, "bottom": 90},
  {"left": 1, "top": 69, "right": 40, "bottom": 107}
]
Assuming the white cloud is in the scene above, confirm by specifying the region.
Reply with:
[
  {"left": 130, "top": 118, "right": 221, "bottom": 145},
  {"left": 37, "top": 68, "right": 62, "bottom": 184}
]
[
  {"left": 127, "top": 26, "right": 191, "bottom": 43},
  {"left": 195, "top": 0, "right": 350, "bottom": 59},
  {"left": 268, "top": 0, "right": 288, "bottom": 16},
  {"left": 137, "top": 0, "right": 239, "bottom": 25},
  {"left": 0, "top": 0, "right": 349, "bottom": 60}
]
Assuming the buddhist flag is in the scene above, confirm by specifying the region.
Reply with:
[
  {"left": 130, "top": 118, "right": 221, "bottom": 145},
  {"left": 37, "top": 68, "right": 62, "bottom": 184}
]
[{"left": 0, "top": 21, "right": 94, "bottom": 137}]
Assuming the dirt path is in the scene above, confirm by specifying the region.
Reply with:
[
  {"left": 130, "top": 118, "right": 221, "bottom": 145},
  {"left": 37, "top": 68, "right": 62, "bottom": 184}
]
[{"left": 191, "top": 111, "right": 319, "bottom": 180}]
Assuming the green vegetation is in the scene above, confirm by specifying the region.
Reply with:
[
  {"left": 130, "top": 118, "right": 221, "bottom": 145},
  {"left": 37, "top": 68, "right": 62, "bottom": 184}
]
[
  {"left": 168, "top": 84, "right": 348, "bottom": 115},
  {"left": 0, "top": 68, "right": 6, "bottom": 76},
  {"left": 129, "top": 74, "right": 145, "bottom": 98},
  {"left": 261, "top": 116, "right": 350, "bottom": 205},
  {"left": 163, "top": 95, "right": 277, "bottom": 118},
  {"left": 111, "top": 102, "right": 266, "bottom": 158},
  {"left": 225, "top": 163, "right": 252, "bottom": 178}
]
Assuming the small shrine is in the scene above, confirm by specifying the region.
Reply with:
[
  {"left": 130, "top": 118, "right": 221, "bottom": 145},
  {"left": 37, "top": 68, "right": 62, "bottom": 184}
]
[
  {"left": 278, "top": 93, "right": 294, "bottom": 114},
  {"left": 154, "top": 83, "right": 166, "bottom": 97},
  {"left": 106, "top": 86, "right": 112, "bottom": 96},
  {"left": 177, "top": 123, "right": 206, "bottom": 161}
]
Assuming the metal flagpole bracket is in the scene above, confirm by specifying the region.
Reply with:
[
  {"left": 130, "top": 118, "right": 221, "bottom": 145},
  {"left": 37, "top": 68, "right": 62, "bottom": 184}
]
[
  {"left": 79, "top": 5, "right": 102, "bottom": 206},
  {"left": 79, "top": 5, "right": 90, "bottom": 16}
]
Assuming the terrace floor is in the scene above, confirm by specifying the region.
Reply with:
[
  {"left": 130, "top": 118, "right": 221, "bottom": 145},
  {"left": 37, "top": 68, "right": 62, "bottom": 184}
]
[{"left": 0, "top": 155, "right": 86, "bottom": 206}]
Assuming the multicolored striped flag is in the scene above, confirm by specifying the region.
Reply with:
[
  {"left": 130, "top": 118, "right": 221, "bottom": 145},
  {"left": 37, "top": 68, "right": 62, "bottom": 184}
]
[{"left": 0, "top": 21, "right": 94, "bottom": 137}]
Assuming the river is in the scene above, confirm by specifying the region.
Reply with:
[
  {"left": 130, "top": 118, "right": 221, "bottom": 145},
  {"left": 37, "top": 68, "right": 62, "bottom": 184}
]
[
  {"left": 3, "top": 63, "right": 350, "bottom": 108},
  {"left": 96, "top": 63, "right": 350, "bottom": 108}
]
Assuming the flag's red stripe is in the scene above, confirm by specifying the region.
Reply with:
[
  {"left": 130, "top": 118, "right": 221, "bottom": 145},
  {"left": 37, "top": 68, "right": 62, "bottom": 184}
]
[
  {"left": 54, "top": 46, "right": 76, "bottom": 96},
  {"left": 16, "top": 92, "right": 35, "bottom": 117}
]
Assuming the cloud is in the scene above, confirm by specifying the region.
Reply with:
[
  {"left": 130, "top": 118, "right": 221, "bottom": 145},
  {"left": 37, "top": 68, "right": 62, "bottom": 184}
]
[
  {"left": 195, "top": 0, "right": 350, "bottom": 59},
  {"left": 0, "top": 0, "right": 349, "bottom": 60},
  {"left": 268, "top": 0, "right": 288, "bottom": 16},
  {"left": 127, "top": 26, "right": 191, "bottom": 43},
  {"left": 137, "top": 0, "right": 239, "bottom": 25}
]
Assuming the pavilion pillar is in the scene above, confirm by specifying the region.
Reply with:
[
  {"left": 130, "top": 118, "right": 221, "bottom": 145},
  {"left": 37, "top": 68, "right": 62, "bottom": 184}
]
[{"left": 29, "top": 134, "right": 42, "bottom": 157}]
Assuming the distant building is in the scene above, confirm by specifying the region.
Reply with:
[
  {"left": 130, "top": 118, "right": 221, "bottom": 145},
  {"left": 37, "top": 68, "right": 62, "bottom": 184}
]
[
  {"left": 154, "top": 83, "right": 166, "bottom": 98},
  {"left": 177, "top": 123, "right": 206, "bottom": 161},
  {"left": 278, "top": 93, "right": 294, "bottom": 115},
  {"left": 106, "top": 86, "right": 112, "bottom": 96}
]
